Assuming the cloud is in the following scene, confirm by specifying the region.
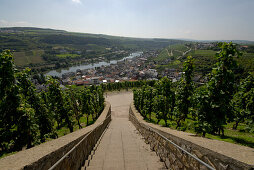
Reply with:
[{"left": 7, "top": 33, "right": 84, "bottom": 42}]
[
  {"left": 183, "top": 30, "right": 191, "bottom": 35},
  {"left": 0, "top": 19, "right": 32, "bottom": 27},
  {"left": 72, "top": 0, "right": 81, "bottom": 4}
]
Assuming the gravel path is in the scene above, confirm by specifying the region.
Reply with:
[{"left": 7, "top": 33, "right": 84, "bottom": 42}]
[{"left": 86, "top": 91, "right": 165, "bottom": 170}]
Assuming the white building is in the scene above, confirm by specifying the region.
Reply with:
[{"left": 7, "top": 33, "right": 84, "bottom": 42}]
[{"left": 146, "top": 69, "right": 158, "bottom": 78}]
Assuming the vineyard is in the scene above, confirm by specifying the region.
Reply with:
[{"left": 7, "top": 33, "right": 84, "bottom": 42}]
[
  {"left": 0, "top": 49, "right": 157, "bottom": 158},
  {"left": 0, "top": 42, "right": 253, "bottom": 158},
  {"left": 0, "top": 50, "right": 104, "bottom": 157},
  {"left": 100, "top": 80, "right": 156, "bottom": 92},
  {"left": 134, "top": 42, "right": 254, "bottom": 147}
]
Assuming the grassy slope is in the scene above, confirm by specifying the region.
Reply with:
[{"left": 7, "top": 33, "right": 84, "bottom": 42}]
[
  {"left": 145, "top": 112, "right": 254, "bottom": 148},
  {"left": 56, "top": 53, "right": 81, "bottom": 58},
  {"left": 55, "top": 114, "right": 94, "bottom": 138},
  {"left": 155, "top": 48, "right": 170, "bottom": 61},
  {"left": 238, "top": 52, "right": 254, "bottom": 73},
  {"left": 14, "top": 49, "right": 45, "bottom": 66},
  {"left": 191, "top": 50, "right": 217, "bottom": 56},
  {"left": 187, "top": 50, "right": 217, "bottom": 73},
  {"left": 155, "top": 44, "right": 189, "bottom": 62},
  {"left": 154, "top": 44, "right": 189, "bottom": 72},
  {"left": 156, "top": 46, "right": 254, "bottom": 74},
  {"left": 189, "top": 50, "right": 254, "bottom": 74},
  {"left": 169, "top": 44, "right": 189, "bottom": 52}
]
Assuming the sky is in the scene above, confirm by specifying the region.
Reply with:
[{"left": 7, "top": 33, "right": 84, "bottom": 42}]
[{"left": 0, "top": 0, "right": 254, "bottom": 41}]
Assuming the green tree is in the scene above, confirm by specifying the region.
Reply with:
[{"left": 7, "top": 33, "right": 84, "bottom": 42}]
[
  {"left": 15, "top": 101, "right": 39, "bottom": 149},
  {"left": 67, "top": 88, "right": 82, "bottom": 129},
  {"left": 97, "top": 86, "right": 105, "bottom": 114},
  {"left": 0, "top": 50, "right": 22, "bottom": 152},
  {"left": 153, "top": 95, "right": 168, "bottom": 126},
  {"left": 195, "top": 42, "right": 241, "bottom": 136},
  {"left": 143, "top": 86, "right": 155, "bottom": 121},
  {"left": 208, "top": 42, "right": 240, "bottom": 135},
  {"left": 16, "top": 68, "right": 48, "bottom": 146},
  {"left": 174, "top": 56, "right": 194, "bottom": 129},
  {"left": 47, "top": 77, "right": 74, "bottom": 132},
  {"left": 155, "top": 77, "right": 175, "bottom": 120},
  {"left": 193, "top": 86, "right": 212, "bottom": 137},
  {"left": 231, "top": 74, "right": 254, "bottom": 131},
  {"left": 81, "top": 88, "right": 93, "bottom": 126}
]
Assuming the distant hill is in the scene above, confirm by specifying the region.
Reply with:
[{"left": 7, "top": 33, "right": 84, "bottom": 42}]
[
  {"left": 178, "top": 38, "right": 254, "bottom": 45},
  {"left": 1, "top": 27, "right": 253, "bottom": 52},
  {"left": 0, "top": 27, "right": 186, "bottom": 52},
  {"left": 1, "top": 27, "right": 253, "bottom": 73},
  {"left": 0, "top": 27, "right": 189, "bottom": 72}
]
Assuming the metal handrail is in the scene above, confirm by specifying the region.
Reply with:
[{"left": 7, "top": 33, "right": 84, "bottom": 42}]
[
  {"left": 129, "top": 112, "right": 215, "bottom": 170},
  {"left": 49, "top": 114, "right": 111, "bottom": 170}
]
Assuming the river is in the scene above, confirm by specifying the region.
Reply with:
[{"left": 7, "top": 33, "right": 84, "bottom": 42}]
[{"left": 45, "top": 51, "right": 142, "bottom": 77}]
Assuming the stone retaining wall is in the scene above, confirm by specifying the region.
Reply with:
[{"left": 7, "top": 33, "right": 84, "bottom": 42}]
[
  {"left": 50, "top": 110, "right": 111, "bottom": 170},
  {"left": 0, "top": 102, "right": 111, "bottom": 170},
  {"left": 129, "top": 102, "right": 253, "bottom": 170}
]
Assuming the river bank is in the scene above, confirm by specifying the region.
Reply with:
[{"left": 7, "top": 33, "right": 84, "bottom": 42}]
[{"left": 45, "top": 52, "right": 142, "bottom": 77}]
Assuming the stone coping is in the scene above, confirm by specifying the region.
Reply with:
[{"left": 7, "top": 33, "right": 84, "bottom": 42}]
[
  {"left": 0, "top": 102, "right": 111, "bottom": 170},
  {"left": 130, "top": 102, "right": 254, "bottom": 166}
]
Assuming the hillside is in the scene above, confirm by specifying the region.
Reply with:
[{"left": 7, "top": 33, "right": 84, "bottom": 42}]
[
  {"left": 0, "top": 27, "right": 185, "bottom": 53},
  {"left": 2, "top": 27, "right": 253, "bottom": 75},
  {"left": 153, "top": 43, "right": 254, "bottom": 75},
  {"left": 0, "top": 27, "right": 186, "bottom": 73}
]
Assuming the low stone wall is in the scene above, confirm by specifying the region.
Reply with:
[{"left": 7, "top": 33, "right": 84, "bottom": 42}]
[
  {"left": 129, "top": 102, "right": 254, "bottom": 170},
  {"left": 49, "top": 110, "right": 111, "bottom": 170},
  {"left": 0, "top": 102, "right": 111, "bottom": 170}
]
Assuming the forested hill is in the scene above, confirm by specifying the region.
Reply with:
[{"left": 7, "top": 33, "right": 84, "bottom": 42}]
[{"left": 0, "top": 27, "right": 185, "bottom": 52}]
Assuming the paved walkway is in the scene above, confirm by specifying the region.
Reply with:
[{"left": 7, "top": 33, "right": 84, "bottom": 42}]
[{"left": 86, "top": 91, "right": 165, "bottom": 170}]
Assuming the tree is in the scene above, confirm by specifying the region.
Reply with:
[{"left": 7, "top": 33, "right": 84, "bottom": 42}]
[
  {"left": 67, "top": 88, "right": 82, "bottom": 129},
  {"left": 81, "top": 88, "right": 93, "bottom": 126},
  {"left": 143, "top": 86, "right": 155, "bottom": 121},
  {"left": 208, "top": 42, "right": 240, "bottom": 135},
  {"left": 155, "top": 77, "right": 175, "bottom": 120},
  {"left": 0, "top": 50, "right": 107, "bottom": 154},
  {"left": 231, "top": 74, "right": 254, "bottom": 130},
  {"left": 0, "top": 50, "right": 22, "bottom": 152},
  {"left": 47, "top": 77, "right": 74, "bottom": 132},
  {"left": 193, "top": 86, "right": 212, "bottom": 137},
  {"left": 97, "top": 86, "right": 105, "bottom": 114},
  {"left": 153, "top": 95, "right": 168, "bottom": 126},
  {"left": 174, "top": 56, "right": 194, "bottom": 129},
  {"left": 16, "top": 68, "right": 50, "bottom": 146},
  {"left": 195, "top": 42, "right": 241, "bottom": 136},
  {"left": 15, "top": 101, "right": 39, "bottom": 149}
]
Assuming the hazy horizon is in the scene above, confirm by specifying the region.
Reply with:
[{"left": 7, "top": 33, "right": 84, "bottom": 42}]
[{"left": 1, "top": 0, "right": 254, "bottom": 41}]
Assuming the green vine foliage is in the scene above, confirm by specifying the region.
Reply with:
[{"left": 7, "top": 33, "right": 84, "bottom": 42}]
[
  {"left": 133, "top": 43, "right": 252, "bottom": 138},
  {"left": 174, "top": 56, "right": 194, "bottom": 129},
  {"left": 194, "top": 42, "right": 241, "bottom": 136},
  {"left": 0, "top": 50, "right": 22, "bottom": 151},
  {"left": 47, "top": 77, "right": 73, "bottom": 131},
  {"left": 231, "top": 74, "right": 254, "bottom": 132},
  {"left": 0, "top": 50, "right": 105, "bottom": 155},
  {"left": 133, "top": 77, "right": 174, "bottom": 126},
  {"left": 101, "top": 80, "right": 156, "bottom": 92},
  {"left": 67, "top": 87, "right": 82, "bottom": 129}
]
